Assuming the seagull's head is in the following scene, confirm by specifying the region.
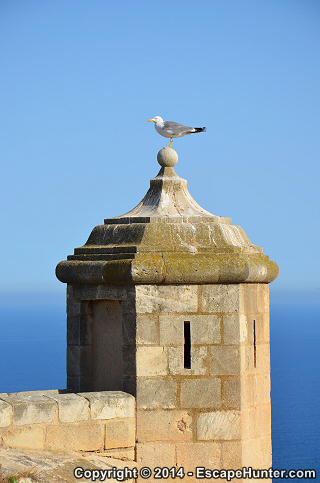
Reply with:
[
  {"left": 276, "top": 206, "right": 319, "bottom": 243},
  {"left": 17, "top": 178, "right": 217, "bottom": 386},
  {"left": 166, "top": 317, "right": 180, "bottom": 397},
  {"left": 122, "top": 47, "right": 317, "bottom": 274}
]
[{"left": 148, "top": 116, "right": 163, "bottom": 123}]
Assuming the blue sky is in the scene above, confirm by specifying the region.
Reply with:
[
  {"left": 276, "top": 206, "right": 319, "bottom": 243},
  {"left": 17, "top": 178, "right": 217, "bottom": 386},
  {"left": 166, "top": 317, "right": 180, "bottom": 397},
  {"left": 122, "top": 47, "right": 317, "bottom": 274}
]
[{"left": 1, "top": 0, "right": 320, "bottom": 302}]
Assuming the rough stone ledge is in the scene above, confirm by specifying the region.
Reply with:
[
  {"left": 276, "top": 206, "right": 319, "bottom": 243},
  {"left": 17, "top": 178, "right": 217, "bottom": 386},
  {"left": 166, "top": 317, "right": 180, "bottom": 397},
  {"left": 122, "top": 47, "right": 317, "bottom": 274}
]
[
  {"left": 0, "top": 390, "right": 136, "bottom": 454},
  {"left": 0, "top": 447, "right": 137, "bottom": 483},
  {"left": 0, "top": 390, "right": 135, "bottom": 427}
]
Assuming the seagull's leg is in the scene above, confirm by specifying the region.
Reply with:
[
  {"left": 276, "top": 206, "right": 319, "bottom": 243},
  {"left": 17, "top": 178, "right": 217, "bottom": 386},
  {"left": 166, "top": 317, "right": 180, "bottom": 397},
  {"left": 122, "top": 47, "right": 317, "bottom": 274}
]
[{"left": 169, "top": 138, "right": 173, "bottom": 148}]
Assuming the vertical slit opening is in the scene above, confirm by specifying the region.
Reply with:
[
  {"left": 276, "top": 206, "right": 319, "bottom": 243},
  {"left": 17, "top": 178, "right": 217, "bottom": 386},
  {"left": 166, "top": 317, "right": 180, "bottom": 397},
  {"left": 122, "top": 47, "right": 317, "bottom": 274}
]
[
  {"left": 253, "top": 319, "right": 257, "bottom": 368},
  {"left": 184, "top": 321, "right": 191, "bottom": 369}
]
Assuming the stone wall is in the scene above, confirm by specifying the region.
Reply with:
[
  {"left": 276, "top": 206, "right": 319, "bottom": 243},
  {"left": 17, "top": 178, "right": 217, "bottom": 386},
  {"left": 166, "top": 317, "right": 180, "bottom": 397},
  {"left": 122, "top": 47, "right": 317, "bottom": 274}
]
[{"left": 0, "top": 389, "right": 135, "bottom": 459}]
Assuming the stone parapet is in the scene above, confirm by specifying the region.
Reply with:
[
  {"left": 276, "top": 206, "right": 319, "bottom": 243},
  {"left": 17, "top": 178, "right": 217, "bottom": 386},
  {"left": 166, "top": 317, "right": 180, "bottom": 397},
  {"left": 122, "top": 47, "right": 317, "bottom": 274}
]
[{"left": 0, "top": 390, "right": 135, "bottom": 458}]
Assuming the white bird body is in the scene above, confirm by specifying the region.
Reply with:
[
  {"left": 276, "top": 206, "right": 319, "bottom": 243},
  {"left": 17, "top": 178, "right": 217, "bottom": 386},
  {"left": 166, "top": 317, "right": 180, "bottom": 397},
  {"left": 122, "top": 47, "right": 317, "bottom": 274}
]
[{"left": 148, "top": 116, "right": 206, "bottom": 147}]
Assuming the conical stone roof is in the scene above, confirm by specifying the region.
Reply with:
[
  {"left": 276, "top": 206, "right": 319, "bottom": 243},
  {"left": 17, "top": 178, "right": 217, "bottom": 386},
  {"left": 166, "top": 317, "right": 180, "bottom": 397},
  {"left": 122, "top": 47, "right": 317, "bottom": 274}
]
[{"left": 56, "top": 148, "right": 278, "bottom": 285}]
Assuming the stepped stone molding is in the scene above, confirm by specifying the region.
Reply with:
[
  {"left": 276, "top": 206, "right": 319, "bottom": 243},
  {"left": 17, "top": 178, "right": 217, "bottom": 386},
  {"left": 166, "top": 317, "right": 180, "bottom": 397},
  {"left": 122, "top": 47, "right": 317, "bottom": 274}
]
[{"left": 56, "top": 163, "right": 278, "bottom": 285}]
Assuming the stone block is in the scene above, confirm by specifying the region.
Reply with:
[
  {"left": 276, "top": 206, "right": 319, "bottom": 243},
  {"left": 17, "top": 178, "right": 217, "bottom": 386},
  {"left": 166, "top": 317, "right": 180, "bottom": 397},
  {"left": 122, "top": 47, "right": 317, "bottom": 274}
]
[
  {"left": 159, "top": 315, "right": 184, "bottom": 345},
  {"left": 1, "top": 425, "right": 45, "bottom": 449},
  {"left": 210, "top": 346, "right": 240, "bottom": 375},
  {"left": 67, "top": 314, "right": 80, "bottom": 345},
  {"left": 200, "top": 285, "right": 240, "bottom": 314},
  {"left": 136, "top": 347, "right": 168, "bottom": 376},
  {"left": 80, "top": 312, "right": 93, "bottom": 346},
  {"left": 240, "top": 284, "right": 269, "bottom": 314},
  {"left": 254, "top": 314, "right": 270, "bottom": 343},
  {"left": 221, "top": 441, "right": 242, "bottom": 468},
  {"left": 80, "top": 345, "right": 93, "bottom": 376},
  {"left": 160, "top": 315, "right": 220, "bottom": 346},
  {"left": 136, "top": 379, "right": 177, "bottom": 409},
  {"left": 169, "top": 346, "right": 207, "bottom": 375},
  {"left": 241, "top": 407, "right": 257, "bottom": 439},
  {"left": 45, "top": 422, "right": 104, "bottom": 451},
  {"left": 0, "top": 399, "right": 12, "bottom": 427},
  {"left": 255, "top": 344, "right": 270, "bottom": 373},
  {"left": 197, "top": 410, "right": 241, "bottom": 440},
  {"left": 122, "top": 313, "right": 136, "bottom": 345},
  {"left": 191, "top": 315, "right": 221, "bottom": 344},
  {"left": 253, "top": 374, "right": 271, "bottom": 406},
  {"left": 135, "top": 285, "right": 198, "bottom": 314},
  {"left": 241, "top": 375, "right": 254, "bottom": 407},
  {"left": 221, "top": 377, "right": 241, "bottom": 409},
  {"left": 136, "top": 442, "right": 176, "bottom": 467},
  {"left": 123, "top": 346, "right": 136, "bottom": 377},
  {"left": 180, "top": 378, "right": 221, "bottom": 408},
  {"left": 242, "top": 344, "right": 270, "bottom": 374},
  {"left": 1, "top": 395, "right": 56, "bottom": 425},
  {"left": 242, "top": 435, "right": 272, "bottom": 470},
  {"left": 7, "top": 390, "right": 60, "bottom": 397},
  {"left": 67, "top": 345, "right": 80, "bottom": 376},
  {"left": 78, "top": 391, "right": 135, "bottom": 419},
  {"left": 223, "top": 314, "right": 247, "bottom": 344},
  {"left": 256, "top": 404, "right": 272, "bottom": 436},
  {"left": 136, "top": 314, "right": 159, "bottom": 345},
  {"left": 137, "top": 409, "right": 193, "bottom": 442},
  {"left": 176, "top": 441, "right": 221, "bottom": 471},
  {"left": 104, "top": 417, "right": 135, "bottom": 449},
  {"left": 45, "top": 393, "right": 89, "bottom": 423}
]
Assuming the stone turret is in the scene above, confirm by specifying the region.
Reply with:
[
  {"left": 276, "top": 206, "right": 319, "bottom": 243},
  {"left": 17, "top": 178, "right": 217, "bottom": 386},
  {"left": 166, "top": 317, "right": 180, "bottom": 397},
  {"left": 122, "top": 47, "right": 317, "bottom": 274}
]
[{"left": 56, "top": 148, "right": 278, "bottom": 480}]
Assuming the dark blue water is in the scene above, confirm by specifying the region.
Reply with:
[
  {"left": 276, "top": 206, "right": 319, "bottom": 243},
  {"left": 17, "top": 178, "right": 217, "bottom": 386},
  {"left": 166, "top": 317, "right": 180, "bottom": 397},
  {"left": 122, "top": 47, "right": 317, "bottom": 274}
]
[
  {"left": 270, "top": 302, "right": 320, "bottom": 481},
  {"left": 0, "top": 304, "right": 66, "bottom": 392},
  {"left": 0, "top": 299, "right": 319, "bottom": 480}
]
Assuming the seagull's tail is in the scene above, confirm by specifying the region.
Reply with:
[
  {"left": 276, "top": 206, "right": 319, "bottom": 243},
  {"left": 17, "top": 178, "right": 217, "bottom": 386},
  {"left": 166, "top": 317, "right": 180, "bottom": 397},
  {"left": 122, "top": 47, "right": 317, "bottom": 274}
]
[{"left": 194, "top": 127, "right": 206, "bottom": 133}]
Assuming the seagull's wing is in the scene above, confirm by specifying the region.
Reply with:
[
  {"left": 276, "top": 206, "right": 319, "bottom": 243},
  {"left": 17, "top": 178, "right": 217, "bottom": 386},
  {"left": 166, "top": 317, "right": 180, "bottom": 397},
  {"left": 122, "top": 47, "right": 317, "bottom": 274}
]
[{"left": 162, "top": 121, "right": 195, "bottom": 135}]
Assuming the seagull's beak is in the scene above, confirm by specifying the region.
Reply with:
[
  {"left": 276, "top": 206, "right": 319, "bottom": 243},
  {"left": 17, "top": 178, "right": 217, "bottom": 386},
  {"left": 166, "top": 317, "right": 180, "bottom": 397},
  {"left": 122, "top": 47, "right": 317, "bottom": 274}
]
[{"left": 148, "top": 119, "right": 154, "bottom": 122}]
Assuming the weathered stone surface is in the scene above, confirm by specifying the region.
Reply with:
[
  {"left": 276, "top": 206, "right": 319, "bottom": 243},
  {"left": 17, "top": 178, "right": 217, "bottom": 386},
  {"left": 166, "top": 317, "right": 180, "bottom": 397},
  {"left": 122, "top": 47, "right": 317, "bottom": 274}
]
[
  {"left": 46, "top": 422, "right": 104, "bottom": 451},
  {"left": 197, "top": 410, "right": 241, "bottom": 440},
  {"left": 200, "top": 285, "right": 240, "bottom": 314},
  {"left": 240, "top": 284, "right": 269, "bottom": 314},
  {"left": 1, "top": 395, "right": 56, "bottom": 426},
  {"left": 0, "top": 399, "right": 12, "bottom": 427},
  {"left": 103, "top": 447, "right": 135, "bottom": 460},
  {"left": 136, "top": 442, "right": 176, "bottom": 467},
  {"left": 78, "top": 391, "right": 135, "bottom": 420},
  {"left": 176, "top": 442, "right": 221, "bottom": 472},
  {"left": 45, "top": 393, "right": 89, "bottom": 423},
  {"left": 157, "top": 147, "right": 178, "bottom": 167},
  {"left": 180, "top": 378, "right": 221, "bottom": 408},
  {"left": 136, "top": 314, "right": 159, "bottom": 345},
  {"left": 137, "top": 410, "right": 192, "bottom": 442},
  {"left": 136, "top": 379, "right": 177, "bottom": 409},
  {"left": 169, "top": 346, "right": 207, "bottom": 375},
  {"left": 0, "top": 447, "right": 137, "bottom": 483},
  {"left": 159, "top": 314, "right": 220, "bottom": 346},
  {"left": 223, "top": 314, "right": 247, "bottom": 344},
  {"left": 253, "top": 374, "right": 271, "bottom": 405},
  {"left": 210, "top": 346, "right": 241, "bottom": 375},
  {"left": 221, "top": 377, "right": 241, "bottom": 409},
  {"left": 136, "top": 346, "right": 168, "bottom": 376},
  {"left": 104, "top": 417, "right": 135, "bottom": 449},
  {"left": 135, "top": 285, "right": 198, "bottom": 313},
  {"left": 221, "top": 441, "right": 242, "bottom": 467},
  {"left": 1, "top": 425, "right": 45, "bottom": 450}
]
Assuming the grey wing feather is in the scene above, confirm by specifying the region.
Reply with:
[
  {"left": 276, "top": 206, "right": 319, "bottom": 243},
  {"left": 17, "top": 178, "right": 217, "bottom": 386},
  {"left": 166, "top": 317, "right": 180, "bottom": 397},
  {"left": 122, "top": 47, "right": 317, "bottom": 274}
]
[{"left": 163, "top": 121, "right": 194, "bottom": 135}]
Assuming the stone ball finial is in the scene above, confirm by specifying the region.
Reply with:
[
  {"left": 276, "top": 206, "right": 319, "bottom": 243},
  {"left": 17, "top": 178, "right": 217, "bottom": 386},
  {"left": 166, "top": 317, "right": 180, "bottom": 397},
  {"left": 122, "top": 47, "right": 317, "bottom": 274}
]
[{"left": 157, "top": 147, "right": 178, "bottom": 167}]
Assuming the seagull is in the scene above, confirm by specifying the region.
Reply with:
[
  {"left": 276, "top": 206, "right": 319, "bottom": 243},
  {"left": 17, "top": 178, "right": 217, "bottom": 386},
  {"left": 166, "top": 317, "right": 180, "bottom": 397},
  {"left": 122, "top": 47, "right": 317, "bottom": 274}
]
[{"left": 148, "top": 116, "right": 206, "bottom": 148}]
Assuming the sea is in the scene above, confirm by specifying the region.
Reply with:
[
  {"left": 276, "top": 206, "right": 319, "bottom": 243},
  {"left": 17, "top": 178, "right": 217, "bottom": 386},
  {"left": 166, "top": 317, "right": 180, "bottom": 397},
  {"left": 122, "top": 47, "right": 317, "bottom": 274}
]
[{"left": 0, "top": 292, "right": 319, "bottom": 482}]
